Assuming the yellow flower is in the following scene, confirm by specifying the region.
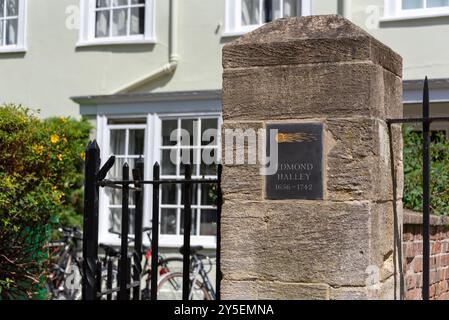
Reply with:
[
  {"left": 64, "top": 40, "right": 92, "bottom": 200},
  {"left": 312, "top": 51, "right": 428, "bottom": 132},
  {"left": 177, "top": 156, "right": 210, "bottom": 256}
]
[
  {"left": 51, "top": 134, "right": 60, "bottom": 144},
  {"left": 57, "top": 154, "right": 63, "bottom": 161},
  {"left": 80, "top": 151, "right": 86, "bottom": 160},
  {"left": 60, "top": 116, "right": 67, "bottom": 123},
  {"left": 32, "top": 145, "right": 44, "bottom": 155}
]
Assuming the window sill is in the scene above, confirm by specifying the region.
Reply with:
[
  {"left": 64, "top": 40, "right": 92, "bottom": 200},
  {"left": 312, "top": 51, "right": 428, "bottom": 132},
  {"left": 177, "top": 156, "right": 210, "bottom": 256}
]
[
  {"left": 380, "top": 12, "right": 449, "bottom": 22},
  {"left": 222, "top": 25, "right": 260, "bottom": 38},
  {"left": 221, "top": 30, "right": 248, "bottom": 37},
  {"left": 0, "top": 46, "right": 27, "bottom": 54},
  {"left": 76, "top": 37, "right": 157, "bottom": 47}
]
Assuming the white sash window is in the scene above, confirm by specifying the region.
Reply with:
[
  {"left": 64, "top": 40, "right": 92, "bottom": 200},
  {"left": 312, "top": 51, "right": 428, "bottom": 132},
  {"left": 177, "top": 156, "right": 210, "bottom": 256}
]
[
  {"left": 97, "top": 113, "right": 221, "bottom": 249},
  {"left": 78, "top": 0, "right": 155, "bottom": 46},
  {"left": 383, "top": 0, "right": 449, "bottom": 20},
  {"left": 224, "top": 0, "right": 311, "bottom": 36},
  {"left": 0, "top": 0, "right": 26, "bottom": 53}
]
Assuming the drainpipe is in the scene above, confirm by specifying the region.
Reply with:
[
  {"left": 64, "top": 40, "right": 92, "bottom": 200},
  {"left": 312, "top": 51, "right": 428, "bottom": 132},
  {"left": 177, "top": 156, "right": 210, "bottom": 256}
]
[{"left": 114, "top": 0, "right": 179, "bottom": 94}]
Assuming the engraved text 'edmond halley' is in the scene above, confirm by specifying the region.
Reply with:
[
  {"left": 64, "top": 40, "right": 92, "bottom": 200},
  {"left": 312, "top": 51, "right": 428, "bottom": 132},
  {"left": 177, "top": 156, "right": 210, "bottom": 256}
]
[{"left": 266, "top": 123, "right": 324, "bottom": 200}]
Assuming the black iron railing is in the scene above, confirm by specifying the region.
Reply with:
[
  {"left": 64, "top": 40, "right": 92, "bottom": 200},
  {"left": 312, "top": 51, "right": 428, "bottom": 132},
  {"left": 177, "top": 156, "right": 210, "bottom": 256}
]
[
  {"left": 387, "top": 77, "right": 449, "bottom": 300},
  {"left": 81, "top": 143, "right": 222, "bottom": 300}
]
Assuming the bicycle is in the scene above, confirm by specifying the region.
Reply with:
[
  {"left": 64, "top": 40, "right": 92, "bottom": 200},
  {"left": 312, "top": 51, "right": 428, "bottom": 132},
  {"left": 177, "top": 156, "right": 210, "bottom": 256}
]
[
  {"left": 157, "top": 245, "right": 216, "bottom": 300},
  {"left": 45, "top": 227, "right": 83, "bottom": 300},
  {"left": 100, "top": 227, "right": 185, "bottom": 300}
]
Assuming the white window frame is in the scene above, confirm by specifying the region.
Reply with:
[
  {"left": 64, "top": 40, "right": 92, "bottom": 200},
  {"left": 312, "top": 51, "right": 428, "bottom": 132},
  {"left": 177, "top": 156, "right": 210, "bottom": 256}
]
[
  {"left": 77, "top": 0, "right": 156, "bottom": 47},
  {"left": 382, "top": 0, "right": 449, "bottom": 21},
  {"left": 0, "top": 0, "right": 26, "bottom": 53},
  {"left": 97, "top": 112, "right": 222, "bottom": 249},
  {"left": 157, "top": 114, "right": 222, "bottom": 249},
  {"left": 223, "top": 0, "right": 312, "bottom": 37}
]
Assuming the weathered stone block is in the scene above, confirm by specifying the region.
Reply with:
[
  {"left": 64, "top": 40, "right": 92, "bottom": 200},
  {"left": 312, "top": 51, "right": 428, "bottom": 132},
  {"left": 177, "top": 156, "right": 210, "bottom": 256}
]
[
  {"left": 221, "top": 201, "right": 396, "bottom": 287},
  {"left": 221, "top": 280, "right": 330, "bottom": 300},
  {"left": 223, "top": 15, "right": 402, "bottom": 77},
  {"left": 223, "top": 62, "right": 386, "bottom": 121}
]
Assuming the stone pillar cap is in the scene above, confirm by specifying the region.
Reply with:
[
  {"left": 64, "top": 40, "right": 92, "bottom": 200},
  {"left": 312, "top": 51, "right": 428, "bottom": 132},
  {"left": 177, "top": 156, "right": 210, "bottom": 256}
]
[{"left": 223, "top": 15, "right": 402, "bottom": 77}]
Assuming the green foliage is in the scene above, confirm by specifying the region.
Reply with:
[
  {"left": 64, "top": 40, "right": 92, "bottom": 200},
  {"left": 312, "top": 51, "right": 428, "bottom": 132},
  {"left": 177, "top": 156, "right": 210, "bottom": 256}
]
[
  {"left": 0, "top": 105, "right": 91, "bottom": 299},
  {"left": 403, "top": 126, "right": 449, "bottom": 216}
]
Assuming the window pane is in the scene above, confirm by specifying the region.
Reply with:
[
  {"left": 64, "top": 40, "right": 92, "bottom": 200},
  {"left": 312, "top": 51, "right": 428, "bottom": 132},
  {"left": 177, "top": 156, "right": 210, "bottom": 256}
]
[
  {"left": 130, "top": 7, "right": 145, "bottom": 35},
  {"left": 109, "top": 208, "right": 135, "bottom": 235},
  {"left": 402, "top": 0, "right": 424, "bottom": 9},
  {"left": 107, "top": 187, "right": 136, "bottom": 206},
  {"left": 6, "top": 19, "right": 17, "bottom": 45},
  {"left": 162, "top": 119, "right": 178, "bottom": 146},
  {"left": 200, "top": 149, "right": 218, "bottom": 176},
  {"left": 181, "top": 119, "right": 195, "bottom": 146},
  {"left": 201, "top": 184, "right": 218, "bottom": 206},
  {"left": 109, "top": 158, "right": 138, "bottom": 183},
  {"left": 200, "top": 210, "right": 217, "bottom": 236},
  {"left": 180, "top": 149, "right": 197, "bottom": 175},
  {"left": 96, "top": 10, "right": 110, "bottom": 37},
  {"left": 131, "top": 0, "right": 145, "bottom": 4},
  {"left": 161, "top": 183, "right": 177, "bottom": 205},
  {"left": 201, "top": 118, "right": 218, "bottom": 146},
  {"left": 6, "top": 0, "right": 18, "bottom": 16},
  {"left": 0, "top": 1, "right": 4, "bottom": 18},
  {"left": 161, "top": 149, "right": 177, "bottom": 175},
  {"left": 180, "top": 209, "right": 198, "bottom": 236},
  {"left": 272, "top": 0, "right": 282, "bottom": 19},
  {"left": 113, "top": 0, "right": 128, "bottom": 6},
  {"left": 129, "top": 129, "right": 145, "bottom": 155},
  {"left": 283, "top": 0, "right": 299, "bottom": 17},
  {"left": 242, "top": 0, "right": 260, "bottom": 26},
  {"left": 161, "top": 209, "right": 177, "bottom": 235},
  {"left": 97, "top": 0, "right": 111, "bottom": 8},
  {"left": 0, "top": 21, "right": 3, "bottom": 45},
  {"left": 110, "top": 129, "right": 126, "bottom": 155},
  {"left": 428, "top": 0, "right": 449, "bottom": 7},
  {"left": 112, "top": 8, "right": 128, "bottom": 36}
]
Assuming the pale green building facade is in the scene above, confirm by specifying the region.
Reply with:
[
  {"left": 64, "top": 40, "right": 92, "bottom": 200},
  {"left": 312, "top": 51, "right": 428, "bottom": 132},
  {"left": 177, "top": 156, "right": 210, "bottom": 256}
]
[{"left": 1, "top": 0, "right": 448, "bottom": 248}]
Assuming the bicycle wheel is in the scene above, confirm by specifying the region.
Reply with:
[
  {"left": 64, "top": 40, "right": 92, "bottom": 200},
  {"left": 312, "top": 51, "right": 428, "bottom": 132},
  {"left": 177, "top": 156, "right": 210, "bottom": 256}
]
[
  {"left": 156, "top": 272, "right": 212, "bottom": 300},
  {"left": 141, "top": 257, "right": 184, "bottom": 300}
]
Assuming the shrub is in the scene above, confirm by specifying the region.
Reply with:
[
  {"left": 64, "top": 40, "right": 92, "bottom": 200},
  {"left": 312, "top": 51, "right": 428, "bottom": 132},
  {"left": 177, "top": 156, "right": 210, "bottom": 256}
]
[
  {"left": 403, "top": 126, "right": 449, "bottom": 216},
  {"left": 0, "top": 105, "right": 91, "bottom": 299}
]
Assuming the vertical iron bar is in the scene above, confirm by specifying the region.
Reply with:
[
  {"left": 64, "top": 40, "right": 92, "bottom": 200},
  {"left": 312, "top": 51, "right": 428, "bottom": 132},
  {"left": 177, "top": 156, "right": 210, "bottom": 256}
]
[
  {"left": 119, "top": 163, "right": 130, "bottom": 300},
  {"left": 150, "top": 162, "right": 160, "bottom": 300},
  {"left": 132, "top": 158, "right": 144, "bottom": 300},
  {"left": 82, "top": 141, "right": 100, "bottom": 300},
  {"left": 215, "top": 164, "right": 223, "bottom": 300},
  {"left": 127, "top": 256, "right": 132, "bottom": 300},
  {"left": 116, "top": 263, "right": 121, "bottom": 301},
  {"left": 107, "top": 259, "right": 113, "bottom": 301},
  {"left": 96, "top": 261, "right": 102, "bottom": 300},
  {"left": 182, "top": 164, "right": 192, "bottom": 301},
  {"left": 422, "top": 77, "right": 430, "bottom": 301}
]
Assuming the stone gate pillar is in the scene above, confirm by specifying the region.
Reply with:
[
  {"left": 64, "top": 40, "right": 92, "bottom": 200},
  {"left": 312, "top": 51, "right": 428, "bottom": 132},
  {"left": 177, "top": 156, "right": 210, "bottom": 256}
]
[{"left": 221, "top": 15, "right": 404, "bottom": 300}]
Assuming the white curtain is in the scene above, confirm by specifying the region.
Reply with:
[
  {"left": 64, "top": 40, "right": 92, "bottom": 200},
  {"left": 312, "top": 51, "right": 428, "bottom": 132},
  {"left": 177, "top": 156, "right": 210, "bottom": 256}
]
[
  {"left": 0, "top": 22, "right": 3, "bottom": 46},
  {"left": 112, "top": 9, "right": 127, "bottom": 36},
  {"left": 242, "top": 0, "right": 260, "bottom": 26},
  {"left": 6, "top": 19, "right": 17, "bottom": 45},
  {"left": 283, "top": 0, "right": 299, "bottom": 17},
  {"left": 7, "top": 0, "right": 18, "bottom": 16},
  {"left": 95, "top": 11, "right": 109, "bottom": 37},
  {"left": 130, "top": 7, "right": 144, "bottom": 35}
]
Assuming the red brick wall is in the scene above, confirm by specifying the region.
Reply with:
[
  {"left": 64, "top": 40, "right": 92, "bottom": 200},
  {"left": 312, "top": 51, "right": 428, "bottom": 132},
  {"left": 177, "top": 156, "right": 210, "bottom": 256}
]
[{"left": 403, "top": 211, "right": 449, "bottom": 300}]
